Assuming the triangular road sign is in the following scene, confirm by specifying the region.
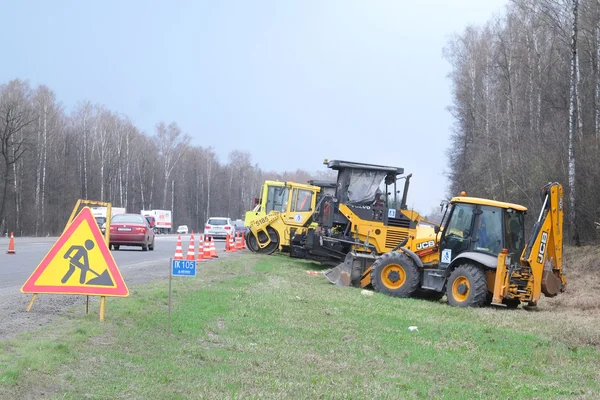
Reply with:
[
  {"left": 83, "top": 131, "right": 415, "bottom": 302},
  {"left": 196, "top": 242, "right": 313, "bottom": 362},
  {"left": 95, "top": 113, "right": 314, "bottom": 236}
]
[{"left": 21, "top": 207, "right": 129, "bottom": 296}]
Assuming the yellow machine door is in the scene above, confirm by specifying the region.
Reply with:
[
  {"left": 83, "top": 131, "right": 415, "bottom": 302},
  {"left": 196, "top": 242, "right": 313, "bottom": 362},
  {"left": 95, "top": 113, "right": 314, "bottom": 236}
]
[{"left": 283, "top": 188, "right": 315, "bottom": 227}]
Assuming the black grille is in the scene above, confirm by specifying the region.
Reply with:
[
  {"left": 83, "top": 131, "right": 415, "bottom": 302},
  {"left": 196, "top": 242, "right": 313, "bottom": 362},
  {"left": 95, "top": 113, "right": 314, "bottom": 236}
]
[{"left": 387, "top": 217, "right": 411, "bottom": 228}]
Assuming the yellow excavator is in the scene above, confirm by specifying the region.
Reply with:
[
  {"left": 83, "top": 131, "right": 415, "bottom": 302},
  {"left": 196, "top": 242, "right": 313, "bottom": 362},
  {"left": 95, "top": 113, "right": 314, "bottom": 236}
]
[
  {"left": 244, "top": 180, "right": 336, "bottom": 254},
  {"left": 289, "top": 160, "right": 435, "bottom": 266},
  {"left": 325, "top": 179, "right": 566, "bottom": 308}
]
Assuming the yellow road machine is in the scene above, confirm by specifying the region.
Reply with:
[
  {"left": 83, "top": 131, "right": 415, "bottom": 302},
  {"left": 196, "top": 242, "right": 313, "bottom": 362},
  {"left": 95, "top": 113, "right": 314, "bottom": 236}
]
[{"left": 244, "top": 180, "right": 336, "bottom": 254}]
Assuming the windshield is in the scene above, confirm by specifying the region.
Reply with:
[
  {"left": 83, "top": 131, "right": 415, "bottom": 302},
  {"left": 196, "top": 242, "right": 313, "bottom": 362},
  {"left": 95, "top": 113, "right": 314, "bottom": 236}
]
[
  {"left": 112, "top": 214, "right": 145, "bottom": 224},
  {"left": 347, "top": 169, "right": 387, "bottom": 204},
  {"left": 266, "top": 186, "right": 289, "bottom": 213},
  {"left": 445, "top": 203, "right": 475, "bottom": 239},
  {"left": 208, "top": 218, "right": 228, "bottom": 225}
]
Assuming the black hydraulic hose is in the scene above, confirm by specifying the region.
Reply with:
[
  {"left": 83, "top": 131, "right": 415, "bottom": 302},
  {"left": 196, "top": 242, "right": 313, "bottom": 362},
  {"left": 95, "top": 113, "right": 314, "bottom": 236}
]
[{"left": 391, "top": 237, "right": 408, "bottom": 252}]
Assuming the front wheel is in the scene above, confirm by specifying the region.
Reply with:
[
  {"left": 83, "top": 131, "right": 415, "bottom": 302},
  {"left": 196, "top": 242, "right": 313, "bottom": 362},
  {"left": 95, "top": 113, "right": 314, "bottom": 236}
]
[
  {"left": 446, "top": 264, "right": 488, "bottom": 307},
  {"left": 246, "top": 227, "right": 279, "bottom": 254},
  {"left": 370, "top": 251, "right": 420, "bottom": 298}
]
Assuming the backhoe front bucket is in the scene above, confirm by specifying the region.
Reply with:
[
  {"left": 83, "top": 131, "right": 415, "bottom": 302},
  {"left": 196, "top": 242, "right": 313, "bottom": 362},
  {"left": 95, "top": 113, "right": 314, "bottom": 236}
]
[{"left": 324, "top": 260, "right": 352, "bottom": 287}]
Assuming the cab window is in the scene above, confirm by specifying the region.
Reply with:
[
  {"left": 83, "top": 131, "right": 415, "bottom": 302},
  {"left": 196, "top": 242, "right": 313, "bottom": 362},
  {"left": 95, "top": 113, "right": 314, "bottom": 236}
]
[
  {"left": 504, "top": 211, "right": 525, "bottom": 256},
  {"left": 266, "top": 186, "right": 289, "bottom": 213},
  {"left": 292, "top": 189, "right": 313, "bottom": 212},
  {"left": 474, "top": 206, "right": 503, "bottom": 255},
  {"left": 444, "top": 203, "right": 475, "bottom": 240}
]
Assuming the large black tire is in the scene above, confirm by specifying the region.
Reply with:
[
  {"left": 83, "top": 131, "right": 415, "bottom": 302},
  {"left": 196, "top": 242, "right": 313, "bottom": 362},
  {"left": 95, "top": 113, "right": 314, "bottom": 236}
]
[
  {"left": 370, "top": 252, "right": 420, "bottom": 298},
  {"left": 446, "top": 264, "right": 488, "bottom": 307},
  {"left": 246, "top": 227, "right": 279, "bottom": 254}
]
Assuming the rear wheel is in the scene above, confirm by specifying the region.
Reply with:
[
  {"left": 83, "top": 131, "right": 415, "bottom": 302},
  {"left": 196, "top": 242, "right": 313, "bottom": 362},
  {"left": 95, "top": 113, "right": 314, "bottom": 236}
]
[
  {"left": 446, "top": 264, "right": 488, "bottom": 307},
  {"left": 142, "top": 242, "right": 148, "bottom": 251},
  {"left": 246, "top": 227, "right": 279, "bottom": 254},
  {"left": 370, "top": 252, "right": 420, "bottom": 298},
  {"left": 112, "top": 244, "right": 120, "bottom": 251},
  {"left": 149, "top": 240, "right": 155, "bottom": 251}
]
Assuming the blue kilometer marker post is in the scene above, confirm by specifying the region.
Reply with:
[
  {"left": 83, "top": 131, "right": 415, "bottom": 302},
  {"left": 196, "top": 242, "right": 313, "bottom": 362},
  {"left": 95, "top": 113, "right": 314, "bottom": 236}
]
[
  {"left": 171, "top": 260, "right": 197, "bottom": 276},
  {"left": 168, "top": 258, "right": 197, "bottom": 336}
]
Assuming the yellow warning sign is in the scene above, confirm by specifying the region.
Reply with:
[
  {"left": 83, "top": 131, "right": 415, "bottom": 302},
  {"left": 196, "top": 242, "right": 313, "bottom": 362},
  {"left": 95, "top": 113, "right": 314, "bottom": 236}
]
[{"left": 21, "top": 207, "right": 129, "bottom": 296}]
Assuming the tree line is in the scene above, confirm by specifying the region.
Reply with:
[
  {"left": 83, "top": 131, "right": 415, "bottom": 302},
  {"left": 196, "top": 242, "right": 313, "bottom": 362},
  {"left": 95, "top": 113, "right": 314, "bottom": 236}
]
[
  {"left": 445, "top": 0, "right": 599, "bottom": 244},
  {"left": 0, "top": 79, "right": 330, "bottom": 236}
]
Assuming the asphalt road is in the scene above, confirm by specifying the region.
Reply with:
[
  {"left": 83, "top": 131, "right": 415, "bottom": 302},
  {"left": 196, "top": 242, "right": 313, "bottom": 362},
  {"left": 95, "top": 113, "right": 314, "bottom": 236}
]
[{"left": 0, "top": 234, "right": 228, "bottom": 290}]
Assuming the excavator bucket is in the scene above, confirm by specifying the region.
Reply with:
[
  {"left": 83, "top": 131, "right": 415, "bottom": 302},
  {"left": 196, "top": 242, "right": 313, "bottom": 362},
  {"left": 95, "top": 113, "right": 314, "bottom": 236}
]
[
  {"left": 324, "top": 259, "right": 352, "bottom": 286},
  {"left": 541, "top": 270, "right": 565, "bottom": 297},
  {"left": 324, "top": 252, "right": 374, "bottom": 287}
]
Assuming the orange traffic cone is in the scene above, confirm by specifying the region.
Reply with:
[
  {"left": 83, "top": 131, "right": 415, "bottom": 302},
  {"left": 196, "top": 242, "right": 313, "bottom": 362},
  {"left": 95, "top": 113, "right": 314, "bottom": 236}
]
[
  {"left": 225, "top": 233, "right": 232, "bottom": 252},
  {"left": 174, "top": 235, "right": 184, "bottom": 260},
  {"left": 241, "top": 231, "right": 247, "bottom": 250},
  {"left": 210, "top": 236, "right": 218, "bottom": 258},
  {"left": 235, "top": 233, "right": 243, "bottom": 250},
  {"left": 186, "top": 233, "right": 195, "bottom": 260},
  {"left": 197, "top": 234, "right": 206, "bottom": 262},
  {"left": 6, "top": 232, "right": 15, "bottom": 255},
  {"left": 203, "top": 236, "right": 212, "bottom": 260},
  {"left": 229, "top": 233, "right": 236, "bottom": 252}
]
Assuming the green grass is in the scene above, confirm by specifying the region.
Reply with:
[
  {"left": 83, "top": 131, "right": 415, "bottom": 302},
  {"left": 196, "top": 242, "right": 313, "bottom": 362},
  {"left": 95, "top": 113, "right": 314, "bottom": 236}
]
[{"left": 1, "top": 253, "right": 599, "bottom": 399}]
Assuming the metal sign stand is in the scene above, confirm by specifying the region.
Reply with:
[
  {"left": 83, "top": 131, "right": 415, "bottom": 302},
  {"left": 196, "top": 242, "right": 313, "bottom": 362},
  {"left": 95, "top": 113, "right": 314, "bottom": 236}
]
[{"left": 168, "top": 257, "right": 172, "bottom": 336}]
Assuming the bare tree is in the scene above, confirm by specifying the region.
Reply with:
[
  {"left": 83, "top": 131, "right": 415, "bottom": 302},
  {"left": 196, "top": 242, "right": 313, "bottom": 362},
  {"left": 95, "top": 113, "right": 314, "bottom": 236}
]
[
  {"left": 568, "top": 0, "right": 581, "bottom": 245},
  {"left": 0, "top": 80, "right": 35, "bottom": 233}
]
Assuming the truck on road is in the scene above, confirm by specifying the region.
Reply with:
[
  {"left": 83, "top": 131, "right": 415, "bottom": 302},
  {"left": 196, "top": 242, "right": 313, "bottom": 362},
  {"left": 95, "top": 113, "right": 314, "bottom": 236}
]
[{"left": 141, "top": 209, "right": 173, "bottom": 234}]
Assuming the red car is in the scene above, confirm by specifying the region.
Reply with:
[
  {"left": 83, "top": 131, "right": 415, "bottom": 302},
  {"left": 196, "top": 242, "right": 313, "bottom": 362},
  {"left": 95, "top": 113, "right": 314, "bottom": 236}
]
[{"left": 109, "top": 213, "right": 155, "bottom": 251}]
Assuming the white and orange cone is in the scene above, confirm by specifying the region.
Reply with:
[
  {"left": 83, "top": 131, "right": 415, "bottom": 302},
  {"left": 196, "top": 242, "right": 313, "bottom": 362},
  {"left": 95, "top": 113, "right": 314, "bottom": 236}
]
[
  {"left": 6, "top": 232, "right": 15, "bottom": 255},
  {"left": 174, "top": 235, "right": 184, "bottom": 260},
  {"left": 210, "top": 236, "right": 218, "bottom": 258},
  {"left": 197, "top": 234, "right": 206, "bottom": 262},
  {"left": 186, "top": 232, "right": 195, "bottom": 261},
  {"left": 203, "top": 236, "right": 212, "bottom": 260}
]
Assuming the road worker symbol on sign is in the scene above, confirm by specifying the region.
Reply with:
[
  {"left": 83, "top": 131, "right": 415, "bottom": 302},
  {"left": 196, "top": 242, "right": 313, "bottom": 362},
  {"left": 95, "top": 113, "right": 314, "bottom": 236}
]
[
  {"left": 61, "top": 240, "right": 114, "bottom": 286},
  {"left": 21, "top": 207, "right": 128, "bottom": 297}
]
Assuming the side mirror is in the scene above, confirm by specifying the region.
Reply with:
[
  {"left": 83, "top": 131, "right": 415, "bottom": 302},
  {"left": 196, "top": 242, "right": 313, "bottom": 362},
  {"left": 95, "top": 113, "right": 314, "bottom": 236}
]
[{"left": 434, "top": 225, "right": 440, "bottom": 234}]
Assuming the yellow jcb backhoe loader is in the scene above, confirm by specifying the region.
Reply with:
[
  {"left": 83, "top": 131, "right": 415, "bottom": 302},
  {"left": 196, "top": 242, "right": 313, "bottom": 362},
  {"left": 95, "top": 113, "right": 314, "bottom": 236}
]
[
  {"left": 244, "top": 180, "right": 336, "bottom": 254},
  {"left": 327, "top": 182, "right": 566, "bottom": 308}
]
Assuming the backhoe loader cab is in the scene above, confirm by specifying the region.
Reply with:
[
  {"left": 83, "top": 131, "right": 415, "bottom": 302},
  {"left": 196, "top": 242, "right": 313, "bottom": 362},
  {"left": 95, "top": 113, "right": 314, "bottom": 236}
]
[
  {"left": 438, "top": 197, "right": 527, "bottom": 271},
  {"left": 244, "top": 180, "right": 335, "bottom": 254}
]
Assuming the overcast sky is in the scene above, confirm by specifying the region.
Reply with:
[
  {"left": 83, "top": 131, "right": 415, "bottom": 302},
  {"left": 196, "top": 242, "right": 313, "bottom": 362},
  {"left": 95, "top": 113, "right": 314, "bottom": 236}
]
[{"left": 1, "top": 0, "right": 507, "bottom": 214}]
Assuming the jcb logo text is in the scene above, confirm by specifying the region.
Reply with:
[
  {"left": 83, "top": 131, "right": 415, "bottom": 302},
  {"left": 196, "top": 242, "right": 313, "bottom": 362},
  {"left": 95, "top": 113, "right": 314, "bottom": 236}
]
[{"left": 537, "top": 231, "right": 548, "bottom": 263}]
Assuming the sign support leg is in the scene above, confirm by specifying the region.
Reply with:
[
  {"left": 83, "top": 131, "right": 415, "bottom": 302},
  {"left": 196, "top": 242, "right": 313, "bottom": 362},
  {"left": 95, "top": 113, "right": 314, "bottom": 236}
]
[
  {"left": 99, "top": 296, "right": 106, "bottom": 321},
  {"left": 168, "top": 258, "right": 172, "bottom": 336},
  {"left": 86, "top": 295, "right": 89, "bottom": 314},
  {"left": 26, "top": 293, "right": 37, "bottom": 312}
]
